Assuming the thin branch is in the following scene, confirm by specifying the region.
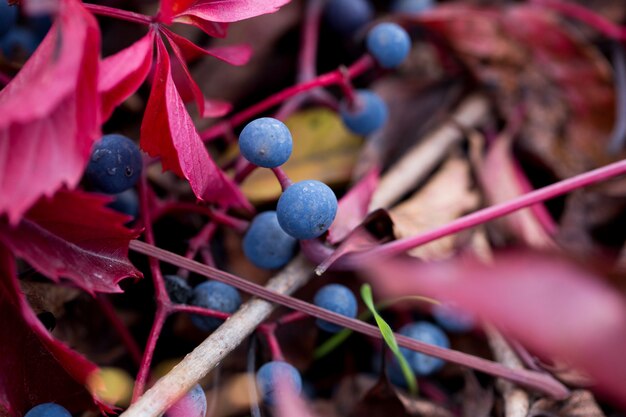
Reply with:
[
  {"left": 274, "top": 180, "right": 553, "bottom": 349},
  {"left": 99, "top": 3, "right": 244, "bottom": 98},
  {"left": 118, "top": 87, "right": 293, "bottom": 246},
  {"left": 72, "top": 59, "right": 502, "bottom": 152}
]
[
  {"left": 125, "top": 240, "right": 569, "bottom": 416},
  {"left": 199, "top": 55, "right": 374, "bottom": 142}
]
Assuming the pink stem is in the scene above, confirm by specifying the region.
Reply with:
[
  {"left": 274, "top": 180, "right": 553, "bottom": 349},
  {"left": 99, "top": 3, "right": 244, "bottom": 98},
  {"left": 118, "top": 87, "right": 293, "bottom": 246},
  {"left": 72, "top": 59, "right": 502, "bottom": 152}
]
[
  {"left": 530, "top": 0, "right": 626, "bottom": 41},
  {"left": 128, "top": 239, "right": 569, "bottom": 399},
  {"left": 276, "top": 311, "right": 310, "bottom": 326},
  {"left": 271, "top": 167, "right": 293, "bottom": 191},
  {"left": 356, "top": 159, "right": 626, "bottom": 261},
  {"left": 179, "top": 222, "right": 218, "bottom": 277},
  {"left": 258, "top": 325, "right": 284, "bottom": 361},
  {"left": 171, "top": 304, "right": 231, "bottom": 320},
  {"left": 153, "top": 202, "right": 249, "bottom": 232},
  {"left": 235, "top": 161, "right": 258, "bottom": 184},
  {"left": 297, "top": 0, "right": 324, "bottom": 83},
  {"left": 96, "top": 295, "right": 143, "bottom": 367},
  {"left": 83, "top": 3, "right": 153, "bottom": 25},
  {"left": 200, "top": 55, "right": 374, "bottom": 141}
]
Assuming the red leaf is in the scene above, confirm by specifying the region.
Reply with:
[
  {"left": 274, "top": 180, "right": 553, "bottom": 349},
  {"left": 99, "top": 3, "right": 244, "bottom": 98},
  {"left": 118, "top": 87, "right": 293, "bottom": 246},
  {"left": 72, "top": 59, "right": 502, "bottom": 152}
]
[
  {"left": 175, "top": 0, "right": 290, "bottom": 23},
  {"left": 366, "top": 253, "right": 626, "bottom": 408},
  {"left": 0, "top": 190, "right": 142, "bottom": 294},
  {"left": 0, "top": 245, "right": 109, "bottom": 416},
  {"left": 327, "top": 167, "right": 379, "bottom": 244},
  {"left": 164, "top": 29, "right": 252, "bottom": 66},
  {"left": 140, "top": 38, "right": 251, "bottom": 210},
  {"left": 0, "top": 0, "right": 100, "bottom": 224},
  {"left": 173, "top": 17, "right": 229, "bottom": 38},
  {"left": 99, "top": 32, "right": 155, "bottom": 121},
  {"left": 164, "top": 30, "right": 233, "bottom": 118}
]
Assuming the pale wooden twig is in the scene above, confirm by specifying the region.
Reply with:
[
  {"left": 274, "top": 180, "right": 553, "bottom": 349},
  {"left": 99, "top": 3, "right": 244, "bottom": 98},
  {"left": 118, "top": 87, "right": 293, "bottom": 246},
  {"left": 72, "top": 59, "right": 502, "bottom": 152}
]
[
  {"left": 368, "top": 94, "right": 490, "bottom": 211},
  {"left": 120, "top": 256, "right": 312, "bottom": 417}
]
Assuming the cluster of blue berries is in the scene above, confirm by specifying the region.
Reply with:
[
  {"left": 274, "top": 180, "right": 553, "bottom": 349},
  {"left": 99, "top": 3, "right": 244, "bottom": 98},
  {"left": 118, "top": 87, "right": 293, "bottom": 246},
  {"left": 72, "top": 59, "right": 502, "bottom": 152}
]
[
  {"left": 0, "top": 3, "right": 50, "bottom": 60},
  {"left": 239, "top": 117, "right": 338, "bottom": 268},
  {"left": 84, "top": 134, "right": 142, "bottom": 220}
]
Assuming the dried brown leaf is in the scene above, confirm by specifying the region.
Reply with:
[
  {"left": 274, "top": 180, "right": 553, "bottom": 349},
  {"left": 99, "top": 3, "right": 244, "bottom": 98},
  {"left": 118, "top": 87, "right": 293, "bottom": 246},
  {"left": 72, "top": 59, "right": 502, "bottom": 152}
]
[
  {"left": 528, "top": 390, "right": 606, "bottom": 417},
  {"left": 390, "top": 156, "right": 479, "bottom": 260}
]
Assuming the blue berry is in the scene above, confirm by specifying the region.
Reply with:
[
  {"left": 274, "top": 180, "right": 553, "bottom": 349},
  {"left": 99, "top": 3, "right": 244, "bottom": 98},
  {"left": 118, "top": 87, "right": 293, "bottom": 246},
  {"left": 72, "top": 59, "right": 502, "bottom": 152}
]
[
  {"left": 398, "top": 321, "right": 449, "bottom": 375},
  {"left": 313, "top": 284, "right": 357, "bottom": 333},
  {"left": 276, "top": 180, "right": 338, "bottom": 240},
  {"left": 243, "top": 211, "right": 298, "bottom": 269},
  {"left": 1, "top": 28, "right": 39, "bottom": 58},
  {"left": 107, "top": 189, "right": 139, "bottom": 219},
  {"left": 391, "top": 0, "right": 435, "bottom": 14},
  {"left": 339, "top": 90, "right": 388, "bottom": 136},
  {"left": 165, "top": 384, "right": 206, "bottom": 417},
  {"left": 164, "top": 275, "right": 192, "bottom": 304},
  {"left": 190, "top": 281, "right": 242, "bottom": 331},
  {"left": 366, "top": 23, "right": 411, "bottom": 69},
  {"left": 24, "top": 403, "right": 71, "bottom": 417},
  {"left": 324, "top": 0, "right": 373, "bottom": 36},
  {"left": 239, "top": 117, "right": 293, "bottom": 168},
  {"left": 0, "top": 2, "right": 18, "bottom": 38},
  {"left": 256, "top": 361, "right": 302, "bottom": 405},
  {"left": 432, "top": 303, "right": 475, "bottom": 333},
  {"left": 85, "top": 134, "right": 142, "bottom": 194}
]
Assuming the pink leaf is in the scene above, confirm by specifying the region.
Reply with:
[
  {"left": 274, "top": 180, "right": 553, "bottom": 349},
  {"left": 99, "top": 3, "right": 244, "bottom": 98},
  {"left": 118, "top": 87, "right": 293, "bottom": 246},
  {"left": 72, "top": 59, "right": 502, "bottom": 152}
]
[
  {"left": 0, "top": 245, "right": 110, "bottom": 416},
  {"left": 276, "top": 378, "right": 318, "bottom": 417},
  {"left": 0, "top": 0, "right": 100, "bottom": 224},
  {"left": 99, "top": 31, "right": 155, "bottom": 121},
  {"left": 0, "top": 189, "right": 142, "bottom": 294},
  {"left": 178, "top": 0, "right": 290, "bottom": 23},
  {"left": 163, "top": 30, "right": 233, "bottom": 118},
  {"left": 173, "top": 16, "right": 229, "bottom": 38},
  {"left": 366, "top": 253, "right": 626, "bottom": 408},
  {"left": 480, "top": 135, "right": 557, "bottom": 249},
  {"left": 164, "top": 29, "right": 252, "bottom": 66},
  {"left": 327, "top": 167, "right": 380, "bottom": 244},
  {"left": 140, "top": 38, "right": 251, "bottom": 210}
]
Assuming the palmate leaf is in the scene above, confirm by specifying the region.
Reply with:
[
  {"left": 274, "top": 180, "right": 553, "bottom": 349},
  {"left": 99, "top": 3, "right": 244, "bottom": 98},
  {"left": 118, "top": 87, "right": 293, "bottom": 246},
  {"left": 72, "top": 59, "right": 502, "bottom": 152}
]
[{"left": 361, "top": 284, "right": 418, "bottom": 395}]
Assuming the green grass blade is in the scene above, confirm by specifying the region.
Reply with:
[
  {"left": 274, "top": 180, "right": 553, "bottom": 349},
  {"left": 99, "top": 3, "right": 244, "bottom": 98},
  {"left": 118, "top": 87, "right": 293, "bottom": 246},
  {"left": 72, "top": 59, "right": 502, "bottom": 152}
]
[
  {"left": 313, "top": 295, "right": 439, "bottom": 359},
  {"left": 361, "top": 284, "right": 418, "bottom": 395}
]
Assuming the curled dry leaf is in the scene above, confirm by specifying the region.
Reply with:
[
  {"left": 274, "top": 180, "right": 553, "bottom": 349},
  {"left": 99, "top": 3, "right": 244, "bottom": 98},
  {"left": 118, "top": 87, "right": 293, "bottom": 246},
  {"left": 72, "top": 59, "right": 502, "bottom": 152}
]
[
  {"left": 365, "top": 252, "right": 626, "bottom": 408},
  {"left": 0, "top": 0, "right": 100, "bottom": 224},
  {"left": 390, "top": 156, "right": 479, "bottom": 261},
  {"left": 0, "top": 190, "right": 142, "bottom": 294},
  {"left": 528, "top": 389, "right": 606, "bottom": 417},
  {"left": 140, "top": 38, "right": 251, "bottom": 210},
  {"left": 0, "top": 246, "right": 109, "bottom": 416}
]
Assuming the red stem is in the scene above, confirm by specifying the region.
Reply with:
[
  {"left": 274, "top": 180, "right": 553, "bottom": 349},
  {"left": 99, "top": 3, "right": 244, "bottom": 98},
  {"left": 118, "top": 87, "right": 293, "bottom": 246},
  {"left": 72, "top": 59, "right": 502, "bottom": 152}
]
[
  {"left": 132, "top": 172, "right": 170, "bottom": 401},
  {"left": 297, "top": 0, "right": 324, "bottom": 83},
  {"left": 200, "top": 55, "right": 375, "bottom": 141},
  {"left": 234, "top": 161, "right": 258, "bottom": 184},
  {"left": 131, "top": 307, "right": 167, "bottom": 401},
  {"left": 258, "top": 325, "right": 284, "bottom": 361},
  {"left": 271, "top": 167, "right": 293, "bottom": 191},
  {"left": 83, "top": 3, "right": 153, "bottom": 25},
  {"left": 96, "top": 295, "right": 143, "bottom": 366},
  {"left": 355, "top": 159, "right": 626, "bottom": 262},
  {"left": 171, "top": 304, "right": 231, "bottom": 320},
  {"left": 276, "top": 311, "right": 310, "bottom": 326},
  {"left": 530, "top": 0, "right": 626, "bottom": 41},
  {"left": 153, "top": 202, "right": 249, "bottom": 232},
  {"left": 128, "top": 239, "right": 569, "bottom": 399}
]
